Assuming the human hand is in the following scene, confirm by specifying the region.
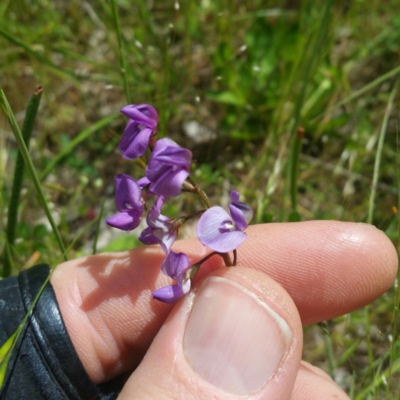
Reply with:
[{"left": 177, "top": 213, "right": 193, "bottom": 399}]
[{"left": 51, "top": 221, "right": 397, "bottom": 399}]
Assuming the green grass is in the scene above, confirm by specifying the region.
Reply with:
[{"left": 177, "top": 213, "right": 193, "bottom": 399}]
[{"left": 1, "top": 0, "right": 400, "bottom": 397}]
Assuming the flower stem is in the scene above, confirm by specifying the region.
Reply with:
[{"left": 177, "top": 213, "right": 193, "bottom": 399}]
[
  {"left": 195, "top": 251, "right": 218, "bottom": 266},
  {"left": 186, "top": 176, "right": 211, "bottom": 208},
  {"left": 182, "top": 181, "right": 196, "bottom": 192},
  {"left": 188, "top": 250, "right": 233, "bottom": 281},
  {"left": 179, "top": 209, "right": 206, "bottom": 222},
  {"left": 222, "top": 252, "right": 233, "bottom": 267},
  {"left": 134, "top": 157, "right": 147, "bottom": 170},
  {"left": 187, "top": 251, "right": 218, "bottom": 281},
  {"left": 172, "top": 209, "right": 206, "bottom": 233}
]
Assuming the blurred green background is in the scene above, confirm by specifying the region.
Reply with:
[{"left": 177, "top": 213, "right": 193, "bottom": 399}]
[{"left": 1, "top": 0, "right": 399, "bottom": 397}]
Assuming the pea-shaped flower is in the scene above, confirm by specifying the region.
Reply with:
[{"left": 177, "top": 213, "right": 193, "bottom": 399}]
[
  {"left": 152, "top": 251, "right": 191, "bottom": 303},
  {"left": 106, "top": 174, "right": 144, "bottom": 231},
  {"left": 196, "top": 190, "right": 253, "bottom": 252},
  {"left": 118, "top": 104, "right": 158, "bottom": 159},
  {"left": 139, "top": 196, "right": 177, "bottom": 254},
  {"left": 146, "top": 138, "right": 192, "bottom": 197}
]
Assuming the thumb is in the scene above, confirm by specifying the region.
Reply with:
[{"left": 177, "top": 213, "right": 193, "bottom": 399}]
[{"left": 118, "top": 267, "right": 303, "bottom": 399}]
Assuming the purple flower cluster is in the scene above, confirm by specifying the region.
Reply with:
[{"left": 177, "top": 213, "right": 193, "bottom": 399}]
[{"left": 107, "top": 103, "right": 252, "bottom": 303}]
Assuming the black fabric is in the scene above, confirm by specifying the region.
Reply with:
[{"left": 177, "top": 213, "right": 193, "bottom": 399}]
[{"left": 0, "top": 264, "right": 124, "bottom": 399}]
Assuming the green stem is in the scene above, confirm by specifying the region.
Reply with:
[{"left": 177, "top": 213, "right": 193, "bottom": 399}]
[
  {"left": 39, "top": 114, "right": 118, "bottom": 181},
  {"left": 364, "top": 304, "right": 374, "bottom": 366},
  {"left": 3, "top": 86, "right": 43, "bottom": 277},
  {"left": 134, "top": 157, "right": 147, "bottom": 171},
  {"left": 386, "top": 136, "right": 400, "bottom": 399},
  {"left": 177, "top": 209, "right": 206, "bottom": 225},
  {"left": 288, "top": 128, "right": 304, "bottom": 213},
  {"left": 0, "top": 267, "right": 54, "bottom": 390},
  {"left": 364, "top": 80, "right": 399, "bottom": 388},
  {"left": 318, "top": 321, "right": 335, "bottom": 379},
  {"left": 368, "top": 80, "right": 399, "bottom": 224},
  {"left": 110, "top": 0, "right": 131, "bottom": 104},
  {"left": 334, "top": 65, "right": 400, "bottom": 113},
  {"left": 189, "top": 251, "right": 233, "bottom": 282},
  {"left": 287, "top": 0, "right": 333, "bottom": 214},
  {"left": 92, "top": 200, "right": 105, "bottom": 255},
  {"left": 186, "top": 176, "right": 211, "bottom": 208},
  {"left": 0, "top": 27, "right": 76, "bottom": 79},
  {"left": 0, "top": 88, "right": 68, "bottom": 262}
]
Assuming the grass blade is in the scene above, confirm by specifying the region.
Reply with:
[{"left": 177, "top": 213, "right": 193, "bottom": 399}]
[
  {"left": 287, "top": 0, "right": 334, "bottom": 215},
  {"left": 0, "top": 88, "right": 68, "bottom": 261},
  {"left": 368, "top": 80, "right": 399, "bottom": 224},
  {"left": 385, "top": 132, "right": 400, "bottom": 399},
  {"left": 62, "top": 218, "right": 98, "bottom": 258},
  {"left": 318, "top": 321, "right": 335, "bottom": 379},
  {"left": 3, "top": 86, "right": 43, "bottom": 277},
  {"left": 39, "top": 114, "right": 118, "bottom": 181},
  {"left": 92, "top": 199, "right": 105, "bottom": 255},
  {"left": 110, "top": 0, "right": 131, "bottom": 104},
  {"left": 0, "top": 269, "right": 53, "bottom": 391},
  {"left": 335, "top": 65, "right": 400, "bottom": 112},
  {"left": 312, "top": 64, "right": 400, "bottom": 124},
  {"left": 0, "top": 27, "right": 76, "bottom": 79},
  {"left": 364, "top": 79, "right": 399, "bottom": 396}
]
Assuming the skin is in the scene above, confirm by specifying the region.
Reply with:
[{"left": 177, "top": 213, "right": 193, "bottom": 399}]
[{"left": 51, "top": 221, "right": 398, "bottom": 399}]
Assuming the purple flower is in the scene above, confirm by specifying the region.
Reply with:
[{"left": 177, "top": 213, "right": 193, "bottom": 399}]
[
  {"left": 152, "top": 251, "right": 191, "bottom": 303},
  {"left": 118, "top": 104, "right": 158, "bottom": 159},
  {"left": 146, "top": 138, "right": 192, "bottom": 197},
  {"left": 196, "top": 190, "right": 253, "bottom": 252},
  {"left": 107, "top": 174, "right": 144, "bottom": 231},
  {"left": 139, "top": 196, "right": 177, "bottom": 254}
]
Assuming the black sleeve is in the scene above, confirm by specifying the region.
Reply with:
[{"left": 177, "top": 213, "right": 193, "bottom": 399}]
[{"left": 0, "top": 264, "right": 124, "bottom": 400}]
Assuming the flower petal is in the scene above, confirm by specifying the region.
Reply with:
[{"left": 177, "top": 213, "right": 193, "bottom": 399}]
[
  {"left": 139, "top": 226, "right": 159, "bottom": 245},
  {"left": 197, "top": 206, "right": 232, "bottom": 241},
  {"left": 106, "top": 211, "right": 141, "bottom": 231},
  {"left": 120, "top": 127, "right": 153, "bottom": 159},
  {"left": 146, "top": 199, "right": 169, "bottom": 230},
  {"left": 153, "top": 196, "right": 165, "bottom": 214},
  {"left": 161, "top": 251, "right": 190, "bottom": 280},
  {"left": 152, "top": 282, "right": 190, "bottom": 303},
  {"left": 229, "top": 204, "right": 247, "bottom": 231},
  {"left": 154, "top": 229, "right": 177, "bottom": 254},
  {"left": 197, "top": 206, "right": 247, "bottom": 252},
  {"left": 146, "top": 157, "right": 169, "bottom": 182},
  {"left": 114, "top": 174, "right": 142, "bottom": 212},
  {"left": 120, "top": 104, "right": 158, "bottom": 128},
  {"left": 118, "top": 120, "right": 140, "bottom": 153},
  {"left": 154, "top": 146, "right": 192, "bottom": 167},
  {"left": 230, "top": 190, "right": 240, "bottom": 203},
  {"left": 149, "top": 168, "right": 189, "bottom": 197},
  {"left": 137, "top": 176, "right": 151, "bottom": 188},
  {"left": 203, "top": 230, "right": 247, "bottom": 252},
  {"left": 231, "top": 201, "right": 253, "bottom": 226},
  {"left": 152, "top": 138, "right": 179, "bottom": 153}
]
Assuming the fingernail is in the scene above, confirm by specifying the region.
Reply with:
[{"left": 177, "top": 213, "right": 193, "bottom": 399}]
[{"left": 183, "top": 276, "right": 292, "bottom": 395}]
